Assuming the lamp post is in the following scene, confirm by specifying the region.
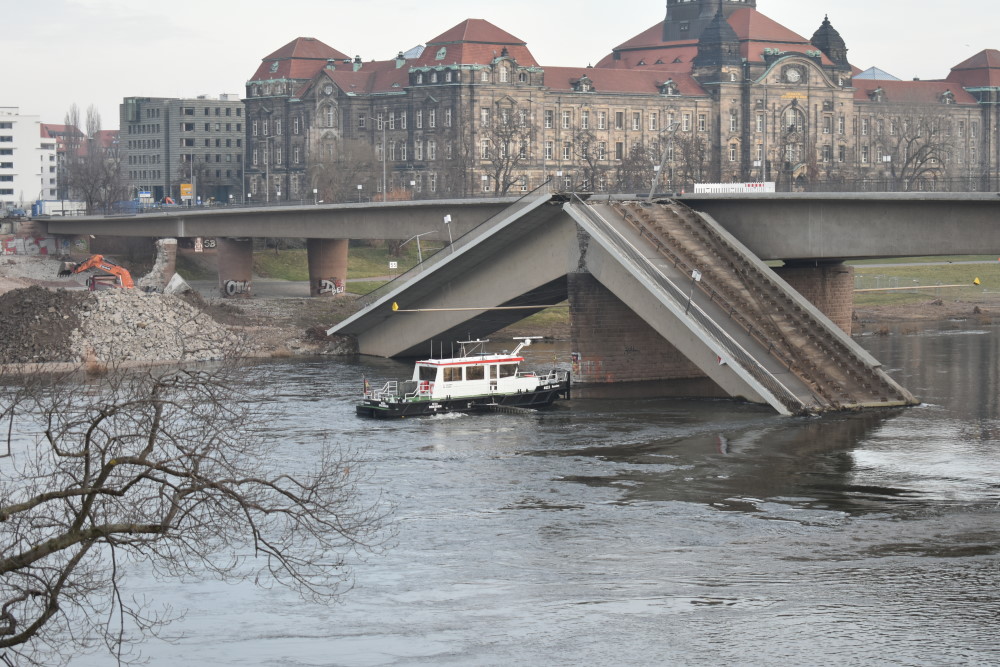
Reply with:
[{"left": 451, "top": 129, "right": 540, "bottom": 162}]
[
  {"left": 357, "top": 184, "right": 363, "bottom": 202},
  {"left": 401, "top": 231, "right": 434, "bottom": 268},
  {"left": 648, "top": 122, "right": 681, "bottom": 200},
  {"left": 443, "top": 214, "right": 454, "bottom": 252},
  {"left": 313, "top": 188, "right": 318, "bottom": 205}
]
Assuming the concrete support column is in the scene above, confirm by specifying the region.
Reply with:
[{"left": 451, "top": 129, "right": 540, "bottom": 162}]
[
  {"left": 306, "top": 238, "right": 349, "bottom": 297},
  {"left": 774, "top": 261, "right": 855, "bottom": 333},
  {"left": 216, "top": 237, "right": 253, "bottom": 298},
  {"left": 569, "top": 273, "right": 706, "bottom": 385}
]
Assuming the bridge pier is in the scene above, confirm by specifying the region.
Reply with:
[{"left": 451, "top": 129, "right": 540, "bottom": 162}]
[
  {"left": 773, "top": 261, "right": 855, "bottom": 333},
  {"left": 569, "top": 273, "right": 713, "bottom": 387},
  {"left": 216, "top": 237, "right": 254, "bottom": 298},
  {"left": 306, "top": 238, "right": 349, "bottom": 297}
]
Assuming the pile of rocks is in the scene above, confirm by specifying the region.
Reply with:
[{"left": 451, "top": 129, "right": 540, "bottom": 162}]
[
  {"left": 0, "top": 286, "right": 86, "bottom": 363},
  {"left": 69, "top": 289, "right": 247, "bottom": 364}
]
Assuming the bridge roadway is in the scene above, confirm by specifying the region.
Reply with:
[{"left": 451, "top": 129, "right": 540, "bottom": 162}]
[{"left": 42, "top": 191, "right": 1000, "bottom": 261}]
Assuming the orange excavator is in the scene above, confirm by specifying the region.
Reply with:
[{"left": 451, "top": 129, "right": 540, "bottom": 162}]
[{"left": 58, "top": 254, "right": 135, "bottom": 289}]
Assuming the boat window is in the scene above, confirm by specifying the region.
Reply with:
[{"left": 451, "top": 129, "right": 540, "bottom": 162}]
[
  {"left": 466, "top": 365, "right": 485, "bottom": 380},
  {"left": 498, "top": 363, "right": 518, "bottom": 378},
  {"left": 418, "top": 366, "right": 437, "bottom": 382},
  {"left": 443, "top": 366, "right": 462, "bottom": 382},
  {"left": 489, "top": 365, "right": 498, "bottom": 379}
]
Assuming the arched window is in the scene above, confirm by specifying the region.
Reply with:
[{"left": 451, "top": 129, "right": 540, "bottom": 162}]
[{"left": 325, "top": 106, "right": 336, "bottom": 128}]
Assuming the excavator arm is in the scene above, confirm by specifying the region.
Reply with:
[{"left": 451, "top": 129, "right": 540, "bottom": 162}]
[{"left": 58, "top": 254, "right": 135, "bottom": 289}]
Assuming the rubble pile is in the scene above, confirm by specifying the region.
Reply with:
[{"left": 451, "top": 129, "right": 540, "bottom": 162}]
[
  {"left": 0, "top": 286, "right": 86, "bottom": 363},
  {"left": 69, "top": 289, "right": 247, "bottom": 364}
]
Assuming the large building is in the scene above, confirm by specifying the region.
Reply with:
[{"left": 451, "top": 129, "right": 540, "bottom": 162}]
[
  {"left": 0, "top": 107, "right": 58, "bottom": 210},
  {"left": 120, "top": 95, "right": 245, "bottom": 204},
  {"left": 243, "top": 0, "right": 1000, "bottom": 202}
]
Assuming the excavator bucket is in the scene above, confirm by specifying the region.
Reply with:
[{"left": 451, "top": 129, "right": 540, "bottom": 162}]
[{"left": 57, "top": 262, "right": 76, "bottom": 276}]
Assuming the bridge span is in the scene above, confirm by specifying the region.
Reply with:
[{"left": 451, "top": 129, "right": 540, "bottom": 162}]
[{"left": 41, "top": 191, "right": 998, "bottom": 411}]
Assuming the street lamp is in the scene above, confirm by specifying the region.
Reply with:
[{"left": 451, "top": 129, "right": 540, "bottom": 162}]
[
  {"left": 401, "top": 231, "right": 434, "bottom": 267},
  {"left": 313, "top": 188, "right": 318, "bottom": 205},
  {"left": 443, "top": 214, "right": 454, "bottom": 252},
  {"left": 648, "top": 122, "right": 681, "bottom": 200},
  {"left": 357, "top": 184, "right": 363, "bottom": 202}
]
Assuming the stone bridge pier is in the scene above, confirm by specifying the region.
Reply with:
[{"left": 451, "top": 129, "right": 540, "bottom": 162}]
[{"left": 215, "top": 237, "right": 349, "bottom": 298}]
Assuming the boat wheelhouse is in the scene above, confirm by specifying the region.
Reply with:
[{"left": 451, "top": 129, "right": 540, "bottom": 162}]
[{"left": 356, "top": 337, "right": 570, "bottom": 418}]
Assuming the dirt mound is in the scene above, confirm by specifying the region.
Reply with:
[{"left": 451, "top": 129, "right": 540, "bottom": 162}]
[{"left": 0, "top": 286, "right": 87, "bottom": 363}]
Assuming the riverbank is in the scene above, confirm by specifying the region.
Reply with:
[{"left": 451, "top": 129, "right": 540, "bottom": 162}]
[{"left": 3, "top": 253, "right": 999, "bottom": 369}]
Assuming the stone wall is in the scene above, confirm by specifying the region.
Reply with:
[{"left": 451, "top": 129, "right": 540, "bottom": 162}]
[
  {"left": 774, "top": 262, "right": 855, "bottom": 333},
  {"left": 568, "top": 273, "right": 704, "bottom": 384}
]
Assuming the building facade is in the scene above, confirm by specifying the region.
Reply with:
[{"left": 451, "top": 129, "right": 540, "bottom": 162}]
[
  {"left": 243, "top": 0, "right": 1000, "bottom": 202},
  {"left": 120, "top": 95, "right": 245, "bottom": 204},
  {"left": 0, "top": 107, "right": 57, "bottom": 210}
]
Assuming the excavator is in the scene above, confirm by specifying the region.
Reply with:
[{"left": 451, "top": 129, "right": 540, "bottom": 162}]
[{"left": 58, "top": 254, "right": 135, "bottom": 289}]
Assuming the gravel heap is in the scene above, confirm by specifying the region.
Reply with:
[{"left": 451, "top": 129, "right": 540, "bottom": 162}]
[
  {"left": 70, "top": 289, "right": 246, "bottom": 364},
  {"left": 0, "top": 285, "right": 248, "bottom": 366}
]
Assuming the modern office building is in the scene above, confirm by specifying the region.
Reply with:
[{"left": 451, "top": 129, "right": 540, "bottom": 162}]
[
  {"left": 0, "top": 107, "right": 58, "bottom": 209},
  {"left": 120, "top": 95, "right": 245, "bottom": 204}
]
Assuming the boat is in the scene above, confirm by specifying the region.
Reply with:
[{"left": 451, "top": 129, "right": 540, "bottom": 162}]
[{"left": 356, "top": 337, "right": 571, "bottom": 418}]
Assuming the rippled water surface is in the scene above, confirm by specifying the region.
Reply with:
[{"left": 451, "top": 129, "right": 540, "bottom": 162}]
[{"left": 62, "top": 322, "right": 1000, "bottom": 666}]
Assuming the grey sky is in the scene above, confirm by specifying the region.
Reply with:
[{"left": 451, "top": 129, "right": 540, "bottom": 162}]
[{"left": 6, "top": 0, "right": 996, "bottom": 128}]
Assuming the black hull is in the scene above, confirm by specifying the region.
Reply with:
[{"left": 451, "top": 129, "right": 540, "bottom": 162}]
[{"left": 356, "top": 382, "right": 570, "bottom": 419}]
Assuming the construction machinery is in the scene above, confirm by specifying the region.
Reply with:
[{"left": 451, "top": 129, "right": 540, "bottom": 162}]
[{"left": 58, "top": 254, "right": 135, "bottom": 289}]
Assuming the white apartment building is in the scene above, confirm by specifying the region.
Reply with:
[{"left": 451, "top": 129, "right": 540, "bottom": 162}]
[{"left": 0, "top": 107, "right": 58, "bottom": 210}]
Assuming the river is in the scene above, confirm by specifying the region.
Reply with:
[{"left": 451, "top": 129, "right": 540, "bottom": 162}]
[{"left": 52, "top": 320, "right": 1000, "bottom": 665}]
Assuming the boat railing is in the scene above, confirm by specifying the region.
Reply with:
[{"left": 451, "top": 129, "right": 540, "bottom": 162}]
[
  {"left": 368, "top": 380, "right": 399, "bottom": 401},
  {"left": 402, "top": 380, "right": 430, "bottom": 400},
  {"left": 519, "top": 369, "right": 567, "bottom": 383}
]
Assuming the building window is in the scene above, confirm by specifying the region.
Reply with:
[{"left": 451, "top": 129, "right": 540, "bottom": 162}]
[
  {"left": 632, "top": 112, "right": 641, "bottom": 130},
  {"left": 823, "top": 116, "right": 832, "bottom": 134},
  {"left": 358, "top": 114, "right": 366, "bottom": 129},
  {"left": 480, "top": 108, "right": 490, "bottom": 126},
  {"left": 275, "top": 119, "right": 281, "bottom": 135},
  {"left": 562, "top": 142, "right": 572, "bottom": 160},
  {"left": 838, "top": 116, "right": 845, "bottom": 134},
  {"left": 388, "top": 113, "right": 395, "bottom": 130},
  {"left": 562, "top": 110, "right": 571, "bottom": 129},
  {"left": 822, "top": 145, "right": 831, "bottom": 163},
  {"left": 499, "top": 67, "right": 508, "bottom": 83},
  {"left": 729, "top": 144, "right": 737, "bottom": 161},
  {"left": 861, "top": 118, "right": 869, "bottom": 136},
  {"left": 598, "top": 111, "right": 607, "bottom": 129},
  {"left": 416, "top": 110, "right": 423, "bottom": 129},
  {"left": 428, "top": 140, "right": 436, "bottom": 160},
  {"left": 615, "top": 141, "right": 624, "bottom": 160},
  {"left": 415, "top": 141, "right": 423, "bottom": 161},
  {"left": 401, "top": 111, "right": 407, "bottom": 129},
  {"left": 481, "top": 139, "right": 490, "bottom": 159},
  {"left": 730, "top": 112, "right": 738, "bottom": 133},
  {"left": 861, "top": 145, "right": 869, "bottom": 163},
  {"left": 429, "top": 109, "right": 436, "bottom": 128},
  {"left": 756, "top": 113, "right": 764, "bottom": 133},
  {"left": 481, "top": 70, "right": 490, "bottom": 82},
  {"left": 698, "top": 114, "right": 707, "bottom": 132},
  {"left": 682, "top": 113, "right": 691, "bottom": 132},
  {"left": 581, "top": 110, "right": 589, "bottom": 129},
  {"left": 445, "top": 108, "right": 452, "bottom": 127},
  {"left": 544, "top": 141, "right": 553, "bottom": 160},
  {"left": 649, "top": 112, "right": 658, "bottom": 131},
  {"left": 544, "top": 110, "right": 554, "bottom": 128},
  {"left": 615, "top": 112, "right": 624, "bottom": 130},
  {"left": 598, "top": 141, "right": 607, "bottom": 160}
]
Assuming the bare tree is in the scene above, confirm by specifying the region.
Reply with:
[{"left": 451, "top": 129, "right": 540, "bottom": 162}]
[
  {"left": 870, "top": 111, "right": 955, "bottom": 191},
  {"left": 1, "top": 366, "right": 391, "bottom": 666},
  {"left": 673, "top": 133, "right": 710, "bottom": 190},
  {"left": 615, "top": 142, "right": 654, "bottom": 193},
  {"left": 572, "top": 128, "right": 610, "bottom": 192},
  {"left": 310, "top": 138, "right": 377, "bottom": 203},
  {"left": 62, "top": 105, "right": 125, "bottom": 214},
  {"left": 480, "top": 103, "right": 535, "bottom": 195}
]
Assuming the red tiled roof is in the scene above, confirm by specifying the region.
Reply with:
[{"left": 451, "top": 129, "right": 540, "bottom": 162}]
[
  {"left": 727, "top": 8, "right": 808, "bottom": 44},
  {"left": 598, "top": 8, "right": 836, "bottom": 71},
  {"left": 317, "top": 61, "right": 410, "bottom": 96},
  {"left": 410, "top": 19, "right": 537, "bottom": 67},
  {"left": 853, "top": 79, "right": 978, "bottom": 105},
  {"left": 251, "top": 37, "right": 350, "bottom": 81},
  {"left": 946, "top": 49, "right": 1000, "bottom": 87},
  {"left": 541, "top": 67, "right": 706, "bottom": 97}
]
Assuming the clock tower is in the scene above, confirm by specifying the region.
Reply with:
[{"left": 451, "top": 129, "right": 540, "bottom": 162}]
[{"left": 663, "top": 0, "right": 757, "bottom": 42}]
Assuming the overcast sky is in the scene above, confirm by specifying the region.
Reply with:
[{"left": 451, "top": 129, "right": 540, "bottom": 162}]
[{"left": 6, "top": 0, "right": 996, "bottom": 128}]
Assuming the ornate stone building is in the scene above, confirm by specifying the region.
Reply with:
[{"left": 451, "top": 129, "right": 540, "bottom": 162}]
[{"left": 243, "top": 0, "right": 1000, "bottom": 201}]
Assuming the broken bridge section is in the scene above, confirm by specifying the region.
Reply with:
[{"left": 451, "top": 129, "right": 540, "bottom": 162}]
[
  {"left": 327, "top": 191, "right": 577, "bottom": 358},
  {"left": 565, "top": 197, "right": 917, "bottom": 415}
]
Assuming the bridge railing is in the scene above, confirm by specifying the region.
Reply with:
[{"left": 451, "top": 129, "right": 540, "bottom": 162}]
[
  {"left": 568, "top": 194, "right": 805, "bottom": 414},
  {"left": 357, "top": 179, "right": 555, "bottom": 308}
]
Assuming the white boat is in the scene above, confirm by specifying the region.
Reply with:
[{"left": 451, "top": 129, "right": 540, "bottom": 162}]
[{"left": 356, "top": 337, "right": 571, "bottom": 418}]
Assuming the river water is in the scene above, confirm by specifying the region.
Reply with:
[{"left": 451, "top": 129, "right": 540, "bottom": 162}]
[{"left": 57, "top": 321, "right": 1000, "bottom": 665}]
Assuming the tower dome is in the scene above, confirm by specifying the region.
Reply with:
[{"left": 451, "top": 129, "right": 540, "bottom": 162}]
[{"left": 810, "top": 15, "right": 849, "bottom": 67}]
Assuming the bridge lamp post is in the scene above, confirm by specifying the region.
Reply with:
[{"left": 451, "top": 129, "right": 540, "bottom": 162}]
[
  {"left": 357, "top": 184, "right": 363, "bottom": 202},
  {"left": 648, "top": 122, "right": 681, "bottom": 201},
  {"left": 313, "top": 188, "right": 318, "bottom": 205},
  {"left": 443, "top": 214, "right": 454, "bottom": 252},
  {"left": 401, "top": 231, "right": 434, "bottom": 268}
]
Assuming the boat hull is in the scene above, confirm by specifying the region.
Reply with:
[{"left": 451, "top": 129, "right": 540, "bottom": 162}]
[{"left": 356, "top": 380, "right": 570, "bottom": 419}]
